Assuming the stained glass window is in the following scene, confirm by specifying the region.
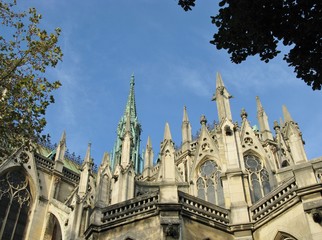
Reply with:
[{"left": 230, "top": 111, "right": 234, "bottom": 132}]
[
  {"left": 244, "top": 155, "right": 271, "bottom": 203},
  {"left": 196, "top": 160, "right": 224, "bottom": 206},
  {"left": 0, "top": 170, "right": 32, "bottom": 240}
]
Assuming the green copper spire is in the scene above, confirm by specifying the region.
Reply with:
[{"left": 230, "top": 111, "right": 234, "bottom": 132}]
[
  {"left": 124, "top": 74, "right": 137, "bottom": 120},
  {"left": 111, "top": 75, "right": 142, "bottom": 174}
]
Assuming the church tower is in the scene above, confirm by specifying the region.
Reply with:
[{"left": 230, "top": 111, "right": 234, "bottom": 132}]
[{"left": 111, "top": 75, "right": 142, "bottom": 173}]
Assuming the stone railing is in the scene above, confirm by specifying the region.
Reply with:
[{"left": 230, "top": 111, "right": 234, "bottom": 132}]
[
  {"left": 250, "top": 178, "right": 297, "bottom": 221},
  {"left": 151, "top": 164, "right": 160, "bottom": 175},
  {"left": 62, "top": 167, "right": 80, "bottom": 184},
  {"left": 101, "top": 191, "right": 159, "bottom": 223},
  {"left": 175, "top": 149, "right": 183, "bottom": 158},
  {"left": 34, "top": 153, "right": 54, "bottom": 170},
  {"left": 178, "top": 191, "right": 230, "bottom": 224},
  {"left": 136, "top": 174, "right": 144, "bottom": 181},
  {"left": 35, "top": 153, "right": 80, "bottom": 184}
]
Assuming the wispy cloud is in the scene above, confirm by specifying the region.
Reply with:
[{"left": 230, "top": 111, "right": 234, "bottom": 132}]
[{"left": 170, "top": 66, "right": 212, "bottom": 98}]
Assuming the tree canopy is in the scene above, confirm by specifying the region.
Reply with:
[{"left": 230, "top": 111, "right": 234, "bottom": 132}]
[
  {"left": 0, "top": 0, "right": 62, "bottom": 157},
  {"left": 178, "top": 0, "right": 322, "bottom": 90}
]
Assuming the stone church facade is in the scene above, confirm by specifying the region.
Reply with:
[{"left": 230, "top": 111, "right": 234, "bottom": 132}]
[{"left": 0, "top": 74, "right": 322, "bottom": 240}]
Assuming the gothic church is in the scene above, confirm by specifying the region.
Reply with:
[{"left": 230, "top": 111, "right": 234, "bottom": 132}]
[{"left": 1, "top": 74, "right": 322, "bottom": 240}]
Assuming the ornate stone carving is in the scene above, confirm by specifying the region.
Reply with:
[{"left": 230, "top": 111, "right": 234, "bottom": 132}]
[
  {"left": 17, "top": 151, "right": 30, "bottom": 164},
  {"left": 244, "top": 137, "right": 253, "bottom": 146},
  {"left": 164, "top": 224, "right": 179, "bottom": 239}
]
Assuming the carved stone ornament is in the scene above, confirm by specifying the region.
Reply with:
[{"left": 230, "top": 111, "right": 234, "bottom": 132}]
[
  {"left": 244, "top": 137, "right": 253, "bottom": 146},
  {"left": 164, "top": 224, "right": 179, "bottom": 239},
  {"left": 17, "top": 151, "right": 30, "bottom": 164},
  {"left": 311, "top": 209, "right": 322, "bottom": 223}
]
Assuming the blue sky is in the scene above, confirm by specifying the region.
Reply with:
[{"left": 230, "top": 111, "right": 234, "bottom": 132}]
[{"left": 18, "top": 0, "right": 322, "bottom": 165}]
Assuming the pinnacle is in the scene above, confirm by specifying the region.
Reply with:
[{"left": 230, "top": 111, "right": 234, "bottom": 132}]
[
  {"left": 183, "top": 106, "right": 189, "bottom": 122},
  {"left": 146, "top": 136, "right": 152, "bottom": 148},
  {"left": 216, "top": 72, "right": 224, "bottom": 88},
  {"left": 102, "top": 152, "right": 110, "bottom": 166},
  {"left": 163, "top": 122, "right": 172, "bottom": 140},
  {"left": 84, "top": 143, "right": 92, "bottom": 164},
  {"left": 256, "top": 96, "right": 263, "bottom": 111},
  {"left": 282, "top": 105, "right": 293, "bottom": 122},
  {"left": 60, "top": 130, "right": 66, "bottom": 144}
]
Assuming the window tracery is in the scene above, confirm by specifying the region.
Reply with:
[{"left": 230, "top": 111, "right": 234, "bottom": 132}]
[
  {"left": 196, "top": 160, "right": 224, "bottom": 206},
  {"left": 0, "top": 169, "right": 32, "bottom": 240},
  {"left": 244, "top": 155, "right": 271, "bottom": 203}
]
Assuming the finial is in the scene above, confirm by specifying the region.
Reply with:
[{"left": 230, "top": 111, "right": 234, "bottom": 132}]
[
  {"left": 273, "top": 120, "right": 280, "bottom": 131},
  {"left": 130, "top": 74, "right": 135, "bottom": 86},
  {"left": 240, "top": 108, "right": 248, "bottom": 119},
  {"left": 200, "top": 115, "right": 207, "bottom": 125}
]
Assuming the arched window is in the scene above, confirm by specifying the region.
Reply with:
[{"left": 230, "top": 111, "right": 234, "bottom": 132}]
[
  {"left": 196, "top": 160, "right": 224, "bottom": 206},
  {"left": 197, "top": 177, "right": 205, "bottom": 200},
  {"left": 244, "top": 155, "right": 271, "bottom": 203},
  {"left": 0, "top": 169, "right": 32, "bottom": 240}
]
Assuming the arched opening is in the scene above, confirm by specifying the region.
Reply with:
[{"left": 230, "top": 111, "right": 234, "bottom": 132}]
[
  {"left": 43, "top": 213, "right": 62, "bottom": 240},
  {"left": 0, "top": 169, "right": 32, "bottom": 240},
  {"left": 197, "top": 177, "right": 205, "bottom": 200},
  {"left": 244, "top": 155, "right": 271, "bottom": 203}
]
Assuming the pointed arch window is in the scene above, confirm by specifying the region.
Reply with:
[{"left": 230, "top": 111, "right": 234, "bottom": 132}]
[
  {"left": 244, "top": 155, "right": 271, "bottom": 202},
  {"left": 197, "top": 177, "right": 205, "bottom": 200},
  {"left": 0, "top": 169, "right": 32, "bottom": 240},
  {"left": 196, "top": 160, "right": 224, "bottom": 206}
]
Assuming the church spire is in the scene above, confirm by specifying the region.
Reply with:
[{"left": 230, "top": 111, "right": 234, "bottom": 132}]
[
  {"left": 111, "top": 75, "right": 142, "bottom": 174},
  {"left": 125, "top": 74, "right": 137, "bottom": 120},
  {"left": 256, "top": 96, "right": 273, "bottom": 141},
  {"left": 212, "top": 72, "right": 233, "bottom": 122}
]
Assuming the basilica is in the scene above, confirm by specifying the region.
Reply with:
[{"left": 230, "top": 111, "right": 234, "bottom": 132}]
[{"left": 0, "top": 74, "right": 322, "bottom": 240}]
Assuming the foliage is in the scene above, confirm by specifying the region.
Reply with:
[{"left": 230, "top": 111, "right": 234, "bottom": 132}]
[
  {"left": 178, "top": 0, "right": 322, "bottom": 90},
  {"left": 0, "top": 0, "right": 62, "bottom": 157}
]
